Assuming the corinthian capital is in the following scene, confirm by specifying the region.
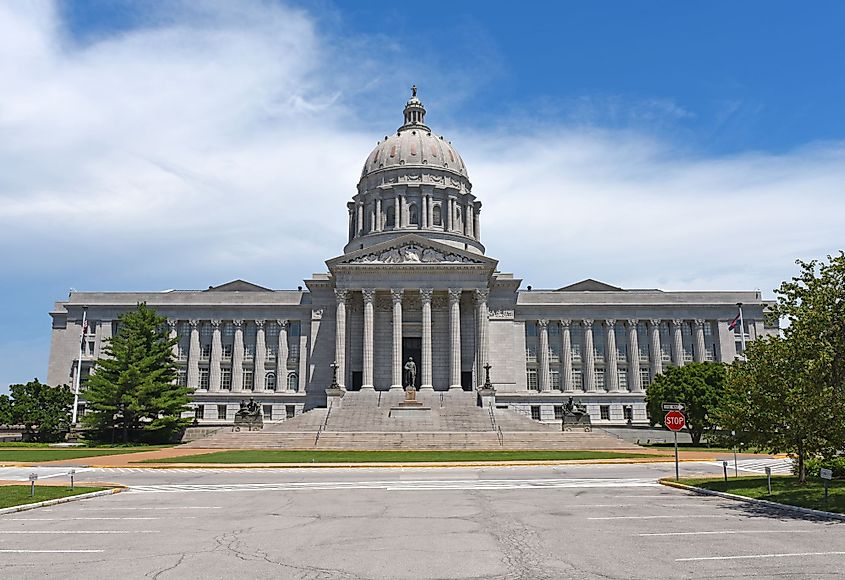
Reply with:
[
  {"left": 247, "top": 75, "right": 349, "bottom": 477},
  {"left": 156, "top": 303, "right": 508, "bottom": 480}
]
[
  {"left": 335, "top": 288, "right": 350, "bottom": 302},
  {"left": 475, "top": 288, "right": 490, "bottom": 302},
  {"left": 419, "top": 288, "right": 434, "bottom": 303},
  {"left": 362, "top": 288, "right": 376, "bottom": 304},
  {"left": 390, "top": 288, "right": 404, "bottom": 304},
  {"left": 448, "top": 288, "right": 463, "bottom": 302}
]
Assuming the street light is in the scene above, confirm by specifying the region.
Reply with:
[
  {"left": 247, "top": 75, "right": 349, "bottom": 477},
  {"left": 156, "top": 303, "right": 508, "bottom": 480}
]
[
  {"left": 330, "top": 361, "right": 339, "bottom": 389},
  {"left": 483, "top": 362, "right": 493, "bottom": 389}
]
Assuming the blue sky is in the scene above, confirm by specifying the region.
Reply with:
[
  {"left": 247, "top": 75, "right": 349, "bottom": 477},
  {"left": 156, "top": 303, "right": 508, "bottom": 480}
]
[{"left": 2, "top": 1, "right": 844, "bottom": 391}]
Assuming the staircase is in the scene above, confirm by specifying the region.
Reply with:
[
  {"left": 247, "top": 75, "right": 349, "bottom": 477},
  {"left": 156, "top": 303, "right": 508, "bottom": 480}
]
[{"left": 183, "top": 390, "right": 641, "bottom": 451}]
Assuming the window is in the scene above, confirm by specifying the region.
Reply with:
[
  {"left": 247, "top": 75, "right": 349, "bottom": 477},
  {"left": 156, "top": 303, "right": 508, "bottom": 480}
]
[
  {"left": 286, "top": 405, "right": 296, "bottom": 419},
  {"left": 526, "top": 369, "right": 538, "bottom": 391},
  {"left": 263, "top": 405, "right": 273, "bottom": 420},
  {"left": 660, "top": 346, "right": 671, "bottom": 361},
  {"left": 267, "top": 343, "right": 277, "bottom": 357},
  {"left": 706, "top": 345, "right": 716, "bottom": 361},
  {"left": 222, "top": 344, "right": 233, "bottom": 359},
  {"left": 87, "top": 340, "right": 95, "bottom": 356},
  {"left": 221, "top": 368, "right": 232, "bottom": 390},
  {"left": 243, "top": 370, "right": 254, "bottom": 390},
  {"left": 573, "top": 369, "right": 583, "bottom": 389},
  {"left": 640, "top": 369, "right": 651, "bottom": 388},
  {"left": 432, "top": 204, "right": 442, "bottom": 226},
  {"left": 550, "top": 369, "right": 560, "bottom": 390},
  {"left": 704, "top": 322, "right": 713, "bottom": 337},
  {"left": 571, "top": 343, "right": 581, "bottom": 359},
  {"left": 618, "top": 370, "right": 628, "bottom": 390},
  {"left": 525, "top": 343, "right": 537, "bottom": 362},
  {"left": 287, "top": 372, "right": 298, "bottom": 391},
  {"left": 409, "top": 203, "right": 419, "bottom": 225},
  {"left": 595, "top": 368, "right": 605, "bottom": 389},
  {"left": 76, "top": 403, "right": 86, "bottom": 418},
  {"left": 526, "top": 322, "right": 538, "bottom": 337},
  {"left": 600, "top": 405, "right": 610, "bottom": 421},
  {"left": 554, "top": 405, "right": 564, "bottom": 420},
  {"left": 244, "top": 343, "right": 254, "bottom": 359},
  {"left": 177, "top": 369, "right": 187, "bottom": 387},
  {"left": 531, "top": 406, "right": 541, "bottom": 420},
  {"left": 223, "top": 323, "right": 234, "bottom": 339},
  {"left": 200, "top": 323, "right": 212, "bottom": 341},
  {"left": 177, "top": 343, "right": 188, "bottom": 361},
  {"left": 386, "top": 204, "right": 396, "bottom": 227},
  {"left": 217, "top": 405, "right": 227, "bottom": 420},
  {"left": 195, "top": 405, "right": 205, "bottom": 420},
  {"left": 265, "top": 372, "right": 276, "bottom": 391},
  {"left": 623, "top": 406, "right": 633, "bottom": 421},
  {"left": 201, "top": 344, "right": 211, "bottom": 359},
  {"left": 199, "top": 368, "right": 209, "bottom": 390}
]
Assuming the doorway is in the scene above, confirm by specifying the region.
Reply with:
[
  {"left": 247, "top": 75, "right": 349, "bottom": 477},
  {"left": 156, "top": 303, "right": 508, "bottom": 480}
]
[{"left": 401, "top": 337, "right": 422, "bottom": 389}]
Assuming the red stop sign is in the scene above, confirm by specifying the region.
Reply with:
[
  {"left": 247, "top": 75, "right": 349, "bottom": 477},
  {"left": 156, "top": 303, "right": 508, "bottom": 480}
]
[{"left": 664, "top": 410, "right": 686, "bottom": 432}]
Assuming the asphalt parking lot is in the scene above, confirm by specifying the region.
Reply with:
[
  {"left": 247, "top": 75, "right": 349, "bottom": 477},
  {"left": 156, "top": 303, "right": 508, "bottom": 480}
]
[{"left": 0, "top": 462, "right": 842, "bottom": 579}]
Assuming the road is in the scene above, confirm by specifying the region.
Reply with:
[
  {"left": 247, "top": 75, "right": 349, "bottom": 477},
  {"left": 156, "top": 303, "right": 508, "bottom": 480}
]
[{"left": 0, "top": 460, "right": 842, "bottom": 579}]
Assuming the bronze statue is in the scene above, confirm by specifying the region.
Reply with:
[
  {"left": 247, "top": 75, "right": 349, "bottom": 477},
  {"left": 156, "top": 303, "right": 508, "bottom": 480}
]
[{"left": 404, "top": 357, "right": 417, "bottom": 389}]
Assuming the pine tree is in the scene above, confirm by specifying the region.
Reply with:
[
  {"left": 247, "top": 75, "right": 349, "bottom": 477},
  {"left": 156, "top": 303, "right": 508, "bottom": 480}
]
[{"left": 83, "top": 303, "right": 191, "bottom": 443}]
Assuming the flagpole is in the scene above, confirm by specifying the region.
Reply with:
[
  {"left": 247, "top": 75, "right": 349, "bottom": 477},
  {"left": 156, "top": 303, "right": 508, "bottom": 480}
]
[
  {"left": 736, "top": 302, "right": 746, "bottom": 355},
  {"left": 71, "top": 307, "right": 87, "bottom": 426}
]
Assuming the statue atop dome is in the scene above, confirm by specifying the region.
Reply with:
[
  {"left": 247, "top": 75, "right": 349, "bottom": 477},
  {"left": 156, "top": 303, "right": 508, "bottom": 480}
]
[{"left": 411, "top": 84, "right": 417, "bottom": 98}]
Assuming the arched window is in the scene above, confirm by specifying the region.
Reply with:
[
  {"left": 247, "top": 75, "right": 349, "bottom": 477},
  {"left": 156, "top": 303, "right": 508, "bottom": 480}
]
[
  {"left": 409, "top": 203, "right": 419, "bottom": 225},
  {"left": 432, "top": 204, "right": 442, "bottom": 226},
  {"left": 265, "top": 372, "right": 276, "bottom": 391},
  {"left": 287, "top": 372, "right": 298, "bottom": 392},
  {"left": 386, "top": 205, "right": 396, "bottom": 228}
]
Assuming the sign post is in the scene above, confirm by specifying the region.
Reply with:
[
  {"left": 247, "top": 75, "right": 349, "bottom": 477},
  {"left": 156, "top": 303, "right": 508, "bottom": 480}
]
[
  {"left": 664, "top": 409, "right": 686, "bottom": 482},
  {"left": 723, "top": 461, "right": 729, "bottom": 482},
  {"left": 821, "top": 468, "right": 833, "bottom": 502},
  {"left": 765, "top": 466, "right": 772, "bottom": 495},
  {"left": 29, "top": 473, "right": 38, "bottom": 497}
]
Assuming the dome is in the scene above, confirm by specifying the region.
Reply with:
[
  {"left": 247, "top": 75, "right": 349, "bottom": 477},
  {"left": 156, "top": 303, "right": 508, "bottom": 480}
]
[{"left": 360, "top": 86, "right": 468, "bottom": 180}]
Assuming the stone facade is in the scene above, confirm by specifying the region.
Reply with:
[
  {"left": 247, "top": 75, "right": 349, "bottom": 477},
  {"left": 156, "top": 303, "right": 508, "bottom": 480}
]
[{"left": 46, "top": 90, "right": 778, "bottom": 426}]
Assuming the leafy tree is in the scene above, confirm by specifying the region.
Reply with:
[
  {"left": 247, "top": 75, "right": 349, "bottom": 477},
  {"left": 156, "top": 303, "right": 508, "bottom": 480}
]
[
  {"left": 645, "top": 362, "right": 726, "bottom": 445},
  {"left": 83, "top": 303, "right": 191, "bottom": 443},
  {"left": 717, "top": 253, "right": 845, "bottom": 482},
  {"left": 5, "top": 379, "right": 74, "bottom": 442},
  {"left": 0, "top": 394, "right": 10, "bottom": 425}
]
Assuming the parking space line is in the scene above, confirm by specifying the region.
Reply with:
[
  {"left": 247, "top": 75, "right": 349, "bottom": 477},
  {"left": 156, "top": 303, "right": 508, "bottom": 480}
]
[
  {"left": 0, "top": 530, "right": 159, "bottom": 534},
  {"left": 640, "top": 530, "right": 814, "bottom": 536},
  {"left": 589, "top": 515, "right": 726, "bottom": 520},
  {"left": 677, "top": 551, "right": 845, "bottom": 561},
  {"left": 4, "top": 517, "right": 191, "bottom": 521},
  {"left": 0, "top": 550, "right": 104, "bottom": 553}
]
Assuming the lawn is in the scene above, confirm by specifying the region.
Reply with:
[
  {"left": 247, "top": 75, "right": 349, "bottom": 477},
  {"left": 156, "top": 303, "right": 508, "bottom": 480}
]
[
  {"left": 644, "top": 442, "right": 763, "bottom": 453},
  {"left": 681, "top": 476, "right": 845, "bottom": 514},
  {"left": 144, "top": 450, "right": 655, "bottom": 464},
  {"left": 0, "top": 485, "right": 108, "bottom": 509},
  {"left": 0, "top": 447, "right": 170, "bottom": 462}
]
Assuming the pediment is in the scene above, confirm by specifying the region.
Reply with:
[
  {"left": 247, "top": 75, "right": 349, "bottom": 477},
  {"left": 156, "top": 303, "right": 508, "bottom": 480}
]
[
  {"left": 327, "top": 235, "right": 497, "bottom": 269},
  {"left": 556, "top": 279, "right": 624, "bottom": 292},
  {"left": 205, "top": 279, "right": 273, "bottom": 292}
]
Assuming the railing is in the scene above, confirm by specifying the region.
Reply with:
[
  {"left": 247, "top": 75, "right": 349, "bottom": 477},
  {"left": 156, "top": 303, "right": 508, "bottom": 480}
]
[
  {"left": 377, "top": 391, "right": 382, "bottom": 408},
  {"left": 497, "top": 425, "right": 504, "bottom": 446},
  {"left": 315, "top": 401, "right": 333, "bottom": 446},
  {"left": 439, "top": 392, "right": 444, "bottom": 408}
]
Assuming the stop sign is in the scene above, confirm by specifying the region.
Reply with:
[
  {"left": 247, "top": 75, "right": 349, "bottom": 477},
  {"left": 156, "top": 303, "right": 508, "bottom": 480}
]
[{"left": 664, "top": 410, "right": 686, "bottom": 432}]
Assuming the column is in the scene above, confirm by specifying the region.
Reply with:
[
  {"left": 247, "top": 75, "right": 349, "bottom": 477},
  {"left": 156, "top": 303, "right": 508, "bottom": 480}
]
[
  {"left": 421, "top": 196, "right": 428, "bottom": 228},
  {"left": 255, "top": 320, "right": 266, "bottom": 390},
  {"left": 167, "top": 320, "right": 179, "bottom": 359},
  {"left": 627, "top": 320, "right": 642, "bottom": 392},
  {"left": 537, "top": 319, "right": 550, "bottom": 391},
  {"left": 394, "top": 196, "right": 400, "bottom": 229},
  {"left": 445, "top": 198, "right": 452, "bottom": 231},
  {"left": 232, "top": 320, "right": 244, "bottom": 390},
  {"left": 672, "top": 319, "right": 685, "bottom": 366},
  {"left": 356, "top": 202, "right": 363, "bottom": 235},
  {"left": 187, "top": 320, "right": 200, "bottom": 389},
  {"left": 649, "top": 319, "right": 663, "bottom": 378},
  {"left": 605, "top": 320, "right": 619, "bottom": 392},
  {"left": 474, "top": 206, "right": 481, "bottom": 240},
  {"left": 474, "top": 289, "right": 489, "bottom": 389},
  {"left": 582, "top": 320, "right": 595, "bottom": 392},
  {"left": 428, "top": 196, "right": 434, "bottom": 228},
  {"left": 448, "top": 288, "right": 462, "bottom": 389},
  {"left": 276, "top": 320, "right": 289, "bottom": 390},
  {"left": 362, "top": 289, "right": 375, "bottom": 389},
  {"left": 421, "top": 288, "right": 434, "bottom": 390},
  {"left": 298, "top": 324, "right": 308, "bottom": 392},
  {"left": 391, "top": 289, "right": 403, "bottom": 389},
  {"left": 210, "top": 320, "right": 222, "bottom": 392},
  {"left": 467, "top": 205, "right": 474, "bottom": 238},
  {"left": 375, "top": 198, "right": 382, "bottom": 231},
  {"left": 694, "top": 319, "right": 706, "bottom": 363},
  {"left": 560, "top": 320, "right": 573, "bottom": 392},
  {"left": 334, "top": 289, "right": 348, "bottom": 389}
]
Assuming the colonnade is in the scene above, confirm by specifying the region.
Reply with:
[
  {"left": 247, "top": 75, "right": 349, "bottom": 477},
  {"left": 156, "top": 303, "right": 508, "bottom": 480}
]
[{"left": 349, "top": 194, "right": 481, "bottom": 241}]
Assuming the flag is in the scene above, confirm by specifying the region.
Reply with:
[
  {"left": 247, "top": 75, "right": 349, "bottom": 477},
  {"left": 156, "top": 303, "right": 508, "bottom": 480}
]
[{"left": 728, "top": 312, "right": 741, "bottom": 331}]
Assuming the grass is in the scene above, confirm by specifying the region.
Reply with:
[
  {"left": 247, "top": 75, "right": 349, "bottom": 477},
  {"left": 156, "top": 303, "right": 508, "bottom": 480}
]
[
  {"left": 143, "top": 450, "right": 656, "bottom": 464},
  {"left": 681, "top": 475, "right": 845, "bottom": 514},
  {"left": 643, "top": 442, "right": 763, "bottom": 453},
  {"left": 0, "top": 485, "right": 108, "bottom": 509},
  {"left": 0, "top": 447, "right": 171, "bottom": 462}
]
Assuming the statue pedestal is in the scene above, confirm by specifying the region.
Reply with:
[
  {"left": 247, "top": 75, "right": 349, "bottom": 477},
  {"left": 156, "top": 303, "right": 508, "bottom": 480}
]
[
  {"left": 389, "top": 387, "right": 431, "bottom": 418},
  {"left": 561, "top": 414, "right": 592, "bottom": 432},
  {"left": 326, "top": 387, "right": 345, "bottom": 408},
  {"left": 477, "top": 387, "right": 496, "bottom": 410}
]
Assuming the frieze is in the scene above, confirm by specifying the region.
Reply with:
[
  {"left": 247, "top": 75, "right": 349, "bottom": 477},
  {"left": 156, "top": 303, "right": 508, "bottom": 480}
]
[
  {"left": 489, "top": 309, "right": 514, "bottom": 319},
  {"left": 346, "top": 243, "right": 483, "bottom": 265}
]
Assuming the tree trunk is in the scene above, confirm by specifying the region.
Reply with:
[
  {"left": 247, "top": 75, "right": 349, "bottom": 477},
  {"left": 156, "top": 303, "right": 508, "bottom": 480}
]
[
  {"left": 797, "top": 440, "right": 806, "bottom": 483},
  {"left": 690, "top": 428, "right": 702, "bottom": 446}
]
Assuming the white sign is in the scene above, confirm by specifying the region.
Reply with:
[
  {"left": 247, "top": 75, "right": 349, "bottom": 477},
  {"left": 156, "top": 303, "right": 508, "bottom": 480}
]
[
  {"left": 28, "top": 473, "right": 38, "bottom": 482},
  {"left": 820, "top": 468, "right": 833, "bottom": 480},
  {"left": 662, "top": 402, "right": 685, "bottom": 411}
]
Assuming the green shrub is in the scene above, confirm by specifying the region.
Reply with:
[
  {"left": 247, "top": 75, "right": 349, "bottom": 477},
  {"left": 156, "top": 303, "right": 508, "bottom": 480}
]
[{"left": 795, "top": 456, "right": 845, "bottom": 478}]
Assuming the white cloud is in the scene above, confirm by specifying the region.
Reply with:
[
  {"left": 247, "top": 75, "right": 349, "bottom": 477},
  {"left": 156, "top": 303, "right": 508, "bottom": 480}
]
[{"left": 1, "top": 1, "right": 843, "bottom": 388}]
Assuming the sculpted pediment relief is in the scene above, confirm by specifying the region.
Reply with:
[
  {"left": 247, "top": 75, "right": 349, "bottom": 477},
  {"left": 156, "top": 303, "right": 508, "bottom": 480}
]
[{"left": 344, "top": 243, "right": 484, "bottom": 265}]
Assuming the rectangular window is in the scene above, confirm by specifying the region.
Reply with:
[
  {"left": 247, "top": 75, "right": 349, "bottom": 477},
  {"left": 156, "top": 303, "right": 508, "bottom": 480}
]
[
  {"left": 618, "top": 371, "right": 628, "bottom": 390},
  {"left": 640, "top": 369, "right": 651, "bottom": 388},
  {"left": 244, "top": 343, "right": 254, "bottom": 359},
  {"left": 530, "top": 406, "right": 541, "bottom": 420},
  {"left": 243, "top": 370, "right": 254, "bottom": 390},
  {"left": 195, "top": 405, "right": 205, "bottom": 420},
  {"left": 660, "top": 346, "right": 671, "bottom": 361},
  {"left": 76, "top": 403, "right": 86, "bottom": 418},
  {"left": 554, "top": 405, "right": 564, "bottom": 420},
  {"left": 178, "top": 343, "right": 189, "bottom": 361},
  {"left": 572, "top": 369, "right": 583, "bottom": 389},
  {"left": 87, "top": 340, "right": 96, "bottom": 356},
  {"left": 600, "top": 405, "right": 610, "bottom": 421},
  {"left": 623, "top": 406, "right": 633, "bottom": 421},
  {"left": 704, "top": 322, "right": 713, "bottom": 336},
  {"left": 221, "top": 368, "right": 232, "bottom": 390},
  {"left": 595, "top": 368, "right": 605, "bottom": 389},
  {"left": 571, "top": 343, "right": 581, "bottom": 359},
  {"left": 550, "top": 369, "right": 560, "bottom": 390},
  {"left": 289, "top": 343, "right": 300, "bottom": 359},
  {"left": 286, "top": 405, "right": 296, "bottom": 419},
  {"left": 199, "top": 368, "right": 209, "bottom": 390},
  {"left": 525, "top": 344, "right": 537, "bottom": 362},
  {"left": 222, "top": 344, "right": 233, "bottom": 359},
  {"left": 201, "top": 344, "right": 212, "bottom": 359},
  {"left": 177, "top": 369, "right": 187, "bottom": 387},
  {"left": 263, "top": 405, "right": 273, "bottom": 420},
  {"left": 526, "top": 369, "right": 538, "bottom": 391},
  {"left": 526, "top": 322, "right": 538, "bottom": 337},
  {"left": 267, "top": 343, "right": 278, "bottom": 357},
  {"left": 217, "top": 405, "right": 227, "bottom": 420},
  {"left": 706, "top": 345, "right": 716, "bottom": 361}
]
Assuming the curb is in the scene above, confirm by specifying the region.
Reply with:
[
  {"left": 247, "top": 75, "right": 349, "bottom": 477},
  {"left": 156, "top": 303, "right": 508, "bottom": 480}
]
[
  {"left": 659, "top": 479, "right": 845, "bottom": 522},
  {"left": 0, "top": 487, "right": 125, "bottom": 516}
]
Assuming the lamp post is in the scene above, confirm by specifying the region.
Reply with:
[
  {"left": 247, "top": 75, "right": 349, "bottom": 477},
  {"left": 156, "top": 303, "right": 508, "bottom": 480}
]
[
  {"left": 330, "top": 361, "right": 339, "bottom": 389},
  {"left": 483, "top": 362, "right": 492, "bottom": 389}
]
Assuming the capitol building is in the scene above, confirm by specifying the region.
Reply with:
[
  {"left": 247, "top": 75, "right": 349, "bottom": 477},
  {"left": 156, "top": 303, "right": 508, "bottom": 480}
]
[{"left": 47, "top": 89, "right": 776, "bottom": 426}]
